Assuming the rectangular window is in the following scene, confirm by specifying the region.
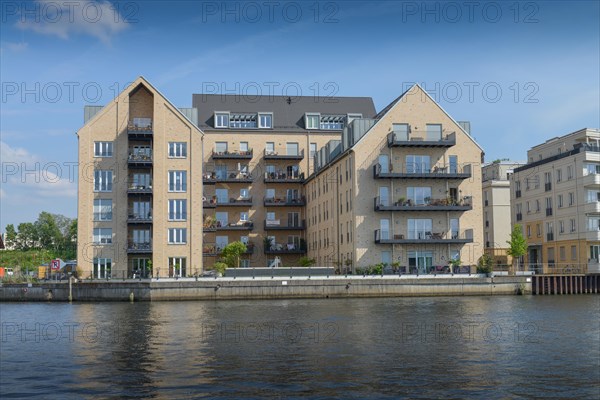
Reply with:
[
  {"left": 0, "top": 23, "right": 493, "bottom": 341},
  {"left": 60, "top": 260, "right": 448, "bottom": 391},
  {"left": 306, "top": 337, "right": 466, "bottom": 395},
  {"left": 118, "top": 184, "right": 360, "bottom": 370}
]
[
  {"left": 426, "top": 124, "right": 442, "bottom": 140},
  {"left": 168, "top": 142, "right": 187, "bottom": 158},
  {"left": 536, "top": 224, "right": 541, "bottom": 237},
  {"left": 93, "top": 228, "right": 112, "bottom": 244},
  {"left": 94, "top": 141, "right": 113, "bottom": 157},
  {"left": 527, "top": 225, "right": 531, "bottom": 238},
  {"left": 571, "top": 245, "right": 577, "bottom": 261},
  {"left": 258, "top": 113, "right": 273, "bottom": 128},
  {"left": 230, "top": 113, "right": 257, "bottom": 128},
  {"left": 406, "top": 155, "right": 431, "bottom": 173},
  {"left": 216, "top": 212, "right": 228, "bottom": 227},
  {"left": 568, "top": 192, "right": 575, "bottom": 206},
  {"left": 93, "top": 258, "right": 112, "bottom": 279},
  {"left": 168, "top": 228, "right": 187, "bottom": 244},
  {"left": 559, "top": 220, "right": 564, "bottom": 234},
  {"left": 286, "top": 142, "right": 299, "bottom": 156},
  {"left": 168, "top": 257, "right": 187, "bottom": 277},
  {"left": 93, "top": 199, "right": 112, "bottom": 221},
  {"left": 310, "top": 143, "right": 317, "bottom": 159},
  {"left": 240, "top": 142, "right": 249, "bottom": 152},
  {"left": 305, "top": 113, "right": 320, "bottom": 129},
  {"left": 407, "top": 219, "right": 433, "bottom": 239},
  {"left": 571, "top": 219, "right": 576, "bottom": 232},
  {"left": 558, "top": 194, "right": 563, "bottom": 208},
  {"left": 168, "top": 199, "right": 187, "bottom": 221},
  {"left": 407, "top": 187, "right": 432, "bottom": 205},
  {"left": 168, "top": 171, "right": 187, "bottom": 192},
  {"left": 94, "top": 170, "right": 113, "bottom": 192},
  {"left": 266, "top": 142, "right": 275, "bottom": 155},
  {"left": 215, "top": 112, "right": 229, "bottom": 128},
  {"left": 556, "top": 169, "right": 562, "bottom": 182},
  {"left": 535, "top": 199, "right": 540, "bottom": 213},
  {"left": 567, "top": 165, "right": 573, "bottom": 180},
  {"left": 215, "top": 142, "right": 228, "bottom": 153},
  {"left": 392, "top": 123, "right": 410, "bottom": 140},
  {"left": 559, "top": 246, "right": 566, "bottom": 261}
]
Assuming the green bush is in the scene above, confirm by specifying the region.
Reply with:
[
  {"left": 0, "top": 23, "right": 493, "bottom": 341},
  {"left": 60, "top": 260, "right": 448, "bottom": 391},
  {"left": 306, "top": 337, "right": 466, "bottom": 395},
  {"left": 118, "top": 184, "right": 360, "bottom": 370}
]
[
  {"left": 213, "top": 262, "right": 228, "bottom": 275},
  {"left": 477, "top": 254, "right": 493, "bottom": 274}
]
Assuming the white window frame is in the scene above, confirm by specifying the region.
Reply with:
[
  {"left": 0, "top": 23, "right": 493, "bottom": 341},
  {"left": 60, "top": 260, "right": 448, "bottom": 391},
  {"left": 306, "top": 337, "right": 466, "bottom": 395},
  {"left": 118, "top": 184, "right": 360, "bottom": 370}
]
[
  {"left": 93, "top": 199, "right": 112, "bottom": 221},
  {"left": 215, "top": 112, "right": 230, "bottom": 128},
  {"left": 168, "top": 228, "right": 187, "bottom": 244},
  {"left": 168, "top": 171, "right": 187, "bottom": 192},
  {"left": 94, "top": 170, "right": 113, "bottom": 192},
  {"left": 94, "top": 141, "right": 113, "bottom": 157},
  {"left": 93, "top": 228, "right": 112, "bottom": 244},
  {"left": 168, "top": 199, "right": 187, "bottom": 221},
  {"left": 305, "top": 113, "right": 320, "bottom": 129},
  {"left": 168, "top": 142, "right": 187, "bottom": 158},
  {"left": 258, "top": 113, "right": 273, "bottom": 128}
]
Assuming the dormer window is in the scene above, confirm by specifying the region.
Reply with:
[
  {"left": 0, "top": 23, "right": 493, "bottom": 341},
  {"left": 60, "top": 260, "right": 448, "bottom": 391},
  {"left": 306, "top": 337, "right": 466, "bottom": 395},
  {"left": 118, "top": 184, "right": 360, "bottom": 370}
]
[
  {"left": 320, "top": 115, "right": 345, "bottom": 130},
  {"left": 258, "top": 113, "right": 273, "bottom": 128},
  {"left": 305, "top": 113, "right": 320, "bottom": 129},
  {"left": 215, "top": 112, "right": 229, "bottom": 128},
  {"left": 230, "top": 113, "right": 257, "bottom": 128}
]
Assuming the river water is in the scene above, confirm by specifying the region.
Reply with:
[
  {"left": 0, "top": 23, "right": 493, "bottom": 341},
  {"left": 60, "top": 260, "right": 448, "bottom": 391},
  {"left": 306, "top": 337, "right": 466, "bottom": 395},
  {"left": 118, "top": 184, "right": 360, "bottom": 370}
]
[{"left": 1, "top": 296, "right": 598, "bottom": 399}]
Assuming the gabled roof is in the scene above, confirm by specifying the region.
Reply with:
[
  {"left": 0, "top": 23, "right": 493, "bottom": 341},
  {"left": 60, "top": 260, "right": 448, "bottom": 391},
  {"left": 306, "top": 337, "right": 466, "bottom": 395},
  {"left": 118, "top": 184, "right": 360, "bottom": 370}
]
[{"left": 77, "top": 76, "right": 203, "bottom": 136}]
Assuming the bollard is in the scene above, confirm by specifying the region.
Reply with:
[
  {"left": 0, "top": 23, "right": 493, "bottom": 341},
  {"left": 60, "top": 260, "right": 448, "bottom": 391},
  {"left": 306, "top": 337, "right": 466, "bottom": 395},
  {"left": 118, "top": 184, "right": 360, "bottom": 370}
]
[{"left": 129, "top": 291, "right": 134, "bottom": 302}]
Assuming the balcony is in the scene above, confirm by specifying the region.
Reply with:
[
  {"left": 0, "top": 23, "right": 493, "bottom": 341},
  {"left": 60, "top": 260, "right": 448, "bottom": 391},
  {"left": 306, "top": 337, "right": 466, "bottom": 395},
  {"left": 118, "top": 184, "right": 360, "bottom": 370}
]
[
  {"left": 127, "top": 211, "right": 153, "bottom": 224},
  {"left": 203, "top": 199, "right": 217, "bottom": 208},
  {"left": 584, "top": 200, "right": 600, "bottom": 214},
  {"left": 264, "top": 171, "right": 305, "bottom": 183},
  {"left": 127, "top": 118, "right": 153, "bottom": 139},
  {"left": 546, "top": 208, "right": 553, "bottom": 217},
  {"left": 203, "top": 224, "right": 217, "bottom": 232},
  {"left": 203, "top": 242, "right": 255, "bottom": 256},
  {"left": 127, "top": 184, "right": 152, "bottom": 195},
  {"left": 515, "top": 190, "right": 521, "bottom": 198},
  {"left": 204, "top": 170, "right": 253, "bottom": 183},
  {"left": 211, "top": 149, "right": 253, "bottom": 160},
  {"left": 587, "top": 229, "right": 600, "bottom": 241},
  {"left": 582, "top": 173, "right": 600, "bottom": 188},
  {"left": 264, "top": 243, "right": 307, "bottom": 255},
  {"left": 545, "top": 182, "right": 552, "bottom": 192},
  {"left": 264, "top": 196, "right": 306, "bottom": 207},
  {"left": 127, "top": 242, "right": 152, "bottom": 254},
  {"left": 374, "top": 229, "right": 474, "bottom": 244},
  {"left": 215, "top": 221, "right": 254, "bottom": 231},
  {"left": 546, "top": 233, "right": 554, "bottom": 241},
  {"left": 215, "top": 197, "right": 253, "bottom": 207},
  {"left": 264, "top": 219, "right": 306, "bottom": 230},
  {"left": 387, "top": 131, "right": 456, "bottom": 148},
  {"left": 373, "top": 163, "right": 471, "bottom": 180},
  {"left": 373, "top": 196, "right": 472, "bottom": 212},
  {"left": 516, "top": 213, "right": 523, "bottom": 221},
  {"left": 264, "top": 148, "right": 304, "bottom": 160},
  {"left": 127, "top": 152, "right": 152, "bottom": 168}
]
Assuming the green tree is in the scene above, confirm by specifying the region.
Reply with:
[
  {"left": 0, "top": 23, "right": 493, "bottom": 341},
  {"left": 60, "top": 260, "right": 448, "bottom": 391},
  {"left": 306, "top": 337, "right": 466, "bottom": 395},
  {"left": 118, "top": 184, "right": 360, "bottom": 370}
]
[
  {"left": 507, "top": 224, "right": 527, "bottom": 275},
  {"left": 17, "top": 222, "right": 38, "bottom": 250},
  {"left": 35, "top": 212, "right": 62, "bottom": 250},
  {"left": 221, "top": 241, "right": 247, "bottom": 268},
  {"left": 477, "top": 253, "right": 493, "bottom": 274},
  {"left": 5, "top": 224, "right": 17, "bottom": 248}
]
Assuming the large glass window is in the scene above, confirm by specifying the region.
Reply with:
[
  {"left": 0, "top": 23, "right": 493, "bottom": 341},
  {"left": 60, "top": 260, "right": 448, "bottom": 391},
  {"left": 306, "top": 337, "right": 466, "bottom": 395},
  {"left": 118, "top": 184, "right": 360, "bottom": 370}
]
[
  {"left": 168, "top": 142, "right": 187, "bottom": 158},
  {"left": 258, "top": 113, "right": 273, "bottom": 128},
  {"left": 93, "top": 228, "right": 112, "bottom": 244},
  {"left": 94, "top": 142, "right": 113, "bottom": 157},
  {"left": 215, "top": 142, "right": 228, "bottom": 153},
  {"left": 407, "top": 219, "right": 433, "bottom": 239},
  {"left": 94, "top": 170, "right": 113, "bottom": 192},
  {"left": 93, "top": 199, "right": 112, "bottom": 221},
  {"left": 168, "top": 199, "right": 187, "bottom": 221},
  {"left": 286, "top": 142, "right": 299, "bottom": 156},
  {"left": 408, "top": 251, "right": 433, "bottom": 274},
  {"left": 93, "top": 258, "right": 111, "bottom": 279},
  {"left": 168, "top": 228, "right": 187, "bottom": 244},
  {"left": 168, "top": 171, "right": 187, "bottom": 192},
  {"left": 215, "top": 113, "right": 229, "bottom": 128},
  {"left": 407, "top": 187, "right": 432, "bottom": 205},
  {"left": 406, "top": 155, "right": 430, "bottom": 173},
  {"left": 392, "top": 123, "right": 409, "bottom": 140},
  {"left": 305, "top": 113, "right": 320, "bottom": 129},
  {"left": 426, "top": 124, "right": 442, "bottom": 140},
  {"left": 168, "top": 257, "right": 186, "bottom": 277}
]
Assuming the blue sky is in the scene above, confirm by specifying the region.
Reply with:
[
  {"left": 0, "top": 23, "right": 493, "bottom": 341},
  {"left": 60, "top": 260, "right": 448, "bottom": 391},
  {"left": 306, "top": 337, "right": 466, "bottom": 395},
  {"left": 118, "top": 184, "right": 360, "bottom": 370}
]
[{"left": 1, "top": 0, "right": 599, "bottom": 230}]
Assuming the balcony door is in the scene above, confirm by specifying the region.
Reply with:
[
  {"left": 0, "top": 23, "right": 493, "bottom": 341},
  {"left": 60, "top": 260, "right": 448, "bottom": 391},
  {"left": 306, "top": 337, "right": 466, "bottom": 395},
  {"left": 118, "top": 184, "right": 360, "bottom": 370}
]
[
  {"left": 379, "top": 187, "right": 389, "bottom": 206},
  {"left": 378, "top": 155, "right": 389, "bottom": 173},
  {"left": 408, "top": 251, "right": 433, "bottom": 274},
  {"left": 380, "top": 219, "right": 390, "bottom": 240}
]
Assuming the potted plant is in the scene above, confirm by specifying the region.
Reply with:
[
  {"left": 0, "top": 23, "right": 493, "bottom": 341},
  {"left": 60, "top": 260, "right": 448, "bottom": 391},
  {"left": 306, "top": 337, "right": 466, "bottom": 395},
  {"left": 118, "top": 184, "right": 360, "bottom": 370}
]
[
  {"left": 397, "top": 197, "right": 405, "bottom": 206},
  {"left": 449, "top": 258, "right": 462, "bottom": 273},
  {"left": 264, "top": 236, "right": 274, "bottom": 251},
  {"left": 213, "top": 262, "right": 227, "bottom": 277}
]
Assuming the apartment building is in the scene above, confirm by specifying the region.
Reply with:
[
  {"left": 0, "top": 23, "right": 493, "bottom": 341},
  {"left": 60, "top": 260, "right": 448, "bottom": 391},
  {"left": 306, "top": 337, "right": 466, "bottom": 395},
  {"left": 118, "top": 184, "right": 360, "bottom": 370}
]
[
  {"left": 77, "top": 77, "right": 204, "bottom": 279},
  {"left": 482, "top": 161, "right": 524, "bottom": 267},
  {"left": 192, "top": 94, "right": 376, "bottom": 268},
  {"left": 305, "top": 84, "right": 484, "bottom": 273},
  {"left": 511, "top": 128, "right": 600, "bottom": 274}
]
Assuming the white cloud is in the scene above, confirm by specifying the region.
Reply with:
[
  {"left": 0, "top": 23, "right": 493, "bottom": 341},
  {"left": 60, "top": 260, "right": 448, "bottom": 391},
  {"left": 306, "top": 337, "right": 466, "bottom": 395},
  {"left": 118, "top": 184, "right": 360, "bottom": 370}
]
[
  {"left": 16, "top": 0, "right": 130, "bottom": 44},
  {"left": 0, "top": 41, "right": 29, "bottom": 53},
  {"left": 0, "top": 141, "right": 77, "bottom": 199}
]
